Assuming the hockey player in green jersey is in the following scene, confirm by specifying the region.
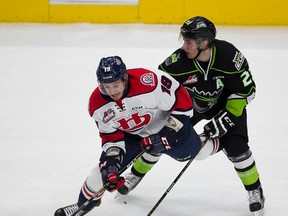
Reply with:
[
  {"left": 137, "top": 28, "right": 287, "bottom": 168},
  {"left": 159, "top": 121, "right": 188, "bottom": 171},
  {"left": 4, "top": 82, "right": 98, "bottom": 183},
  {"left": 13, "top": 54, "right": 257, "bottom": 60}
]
[{"left": 118, "top": 16, "right": 265, "bottom": 216}]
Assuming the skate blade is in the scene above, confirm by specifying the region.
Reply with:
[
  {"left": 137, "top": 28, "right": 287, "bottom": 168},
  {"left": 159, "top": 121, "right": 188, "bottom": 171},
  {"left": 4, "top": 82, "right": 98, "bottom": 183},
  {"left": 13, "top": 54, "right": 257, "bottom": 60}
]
[
  {"left": 114, "top": 192, "right": 124, "bottom": 199},
  {"left": 253, "top": 208, "right": 264, "bottom": 216}
]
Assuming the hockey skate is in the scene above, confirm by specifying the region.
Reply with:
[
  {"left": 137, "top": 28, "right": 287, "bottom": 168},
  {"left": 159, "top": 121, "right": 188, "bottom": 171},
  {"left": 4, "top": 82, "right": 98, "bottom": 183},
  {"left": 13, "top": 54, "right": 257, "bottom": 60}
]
[
  {"left": 54, "top": 200, "right": 101, "bottom": 216},
  {"left": 54, "top": 203, "right": 86, "bottom": 216},
  {"left": 248, "top": 186, "right": 265, "bottom": 216},
  {"left": 117, "top": 172, "right": 143, "bottom": 195}
]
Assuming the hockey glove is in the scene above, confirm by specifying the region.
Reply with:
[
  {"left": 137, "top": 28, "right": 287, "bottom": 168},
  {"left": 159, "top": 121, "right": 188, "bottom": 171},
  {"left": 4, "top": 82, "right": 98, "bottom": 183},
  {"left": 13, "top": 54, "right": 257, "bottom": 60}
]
[
  {"left": 140, "top": 115, "right": 184, "bottom": 153},
  {"left": 204, "top": 109, "right": 237, "bottom": 138},
  {"left": 140, "top": 127, "right": 177, "bottom": 153},
  {"left": 100, "top": 156, "right": 125, "bottom": 192}
]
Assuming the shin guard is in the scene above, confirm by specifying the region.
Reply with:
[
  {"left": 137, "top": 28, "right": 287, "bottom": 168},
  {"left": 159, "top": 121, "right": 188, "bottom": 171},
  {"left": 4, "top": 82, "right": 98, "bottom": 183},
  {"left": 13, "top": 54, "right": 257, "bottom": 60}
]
[{"left": 228, "top": 150, "right": 261, "bottom": 190}]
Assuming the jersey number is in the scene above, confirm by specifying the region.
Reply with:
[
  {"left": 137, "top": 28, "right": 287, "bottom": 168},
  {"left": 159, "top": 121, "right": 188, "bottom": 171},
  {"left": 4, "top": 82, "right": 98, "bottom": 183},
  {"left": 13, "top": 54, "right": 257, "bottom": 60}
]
[
  {"left": 161, "top": 75, "right": 172, "bottom": 95},
  {"left": 241, "top": 71, "right": 253, "bottom": 87}
]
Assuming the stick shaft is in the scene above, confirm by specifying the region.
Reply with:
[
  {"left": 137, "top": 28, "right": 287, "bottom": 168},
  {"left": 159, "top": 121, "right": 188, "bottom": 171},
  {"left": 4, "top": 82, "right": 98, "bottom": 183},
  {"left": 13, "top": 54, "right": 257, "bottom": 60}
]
[
  {"left": 71, "top": 150, "right": 145, "bottom": 216},
  {"left": 147, "top": 136, "right": 210, "bottom": 216}
]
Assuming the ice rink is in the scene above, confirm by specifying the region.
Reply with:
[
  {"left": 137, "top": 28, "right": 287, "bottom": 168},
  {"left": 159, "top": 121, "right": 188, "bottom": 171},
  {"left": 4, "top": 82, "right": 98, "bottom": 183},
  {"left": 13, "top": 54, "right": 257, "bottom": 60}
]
[{"left": 1, "top": 23, "right": 288, "bottom": 216}]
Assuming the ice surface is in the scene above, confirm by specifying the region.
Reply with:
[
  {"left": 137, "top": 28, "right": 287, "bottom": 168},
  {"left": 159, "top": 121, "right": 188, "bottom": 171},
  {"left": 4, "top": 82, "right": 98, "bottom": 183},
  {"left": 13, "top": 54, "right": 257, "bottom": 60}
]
[{"left": 1, "top": 23, "right": 288, "bottom": 216}]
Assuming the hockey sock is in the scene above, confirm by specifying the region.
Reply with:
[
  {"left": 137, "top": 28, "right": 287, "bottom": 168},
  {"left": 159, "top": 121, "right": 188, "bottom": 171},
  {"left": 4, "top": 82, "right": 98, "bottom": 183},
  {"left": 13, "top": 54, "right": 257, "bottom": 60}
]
[
  {"left": 195, "top": 135, "right": 221, "bottom": 160},
  {"left": 78, "top": 180, "right": 103, "bottom": 212},
  {"left": 229, "top": 149, "right": 261, "bottom": 191},
  {"left": 131, "top": 152, "right": 161, "bottom": 176}
]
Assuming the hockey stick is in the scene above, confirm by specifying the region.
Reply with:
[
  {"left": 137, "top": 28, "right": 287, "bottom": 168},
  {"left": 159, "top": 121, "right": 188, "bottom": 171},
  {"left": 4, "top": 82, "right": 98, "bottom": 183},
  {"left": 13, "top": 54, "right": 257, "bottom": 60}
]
[
  {"left": 71, "top": 150, "right": 145, "bottom": 216},
  {"left": 147, "top": 136, "right": 210, "bottom": 216}
]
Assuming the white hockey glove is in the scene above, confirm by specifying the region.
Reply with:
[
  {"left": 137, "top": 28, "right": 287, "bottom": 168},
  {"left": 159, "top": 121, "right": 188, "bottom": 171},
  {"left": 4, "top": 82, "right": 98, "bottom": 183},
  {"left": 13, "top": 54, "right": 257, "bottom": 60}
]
[{"left": 204, "top": 109, "right": 237, "bottom": 138}]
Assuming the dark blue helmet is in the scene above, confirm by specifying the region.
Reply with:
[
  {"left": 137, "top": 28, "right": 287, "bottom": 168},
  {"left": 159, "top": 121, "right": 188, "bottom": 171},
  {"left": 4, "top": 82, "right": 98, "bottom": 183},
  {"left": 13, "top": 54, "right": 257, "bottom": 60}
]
[
  {"left": 181, "top": 16, "right": 216, "bottom": 45},
  {"left": 96, "top": 56, "right": 127, "bottom": 84}
]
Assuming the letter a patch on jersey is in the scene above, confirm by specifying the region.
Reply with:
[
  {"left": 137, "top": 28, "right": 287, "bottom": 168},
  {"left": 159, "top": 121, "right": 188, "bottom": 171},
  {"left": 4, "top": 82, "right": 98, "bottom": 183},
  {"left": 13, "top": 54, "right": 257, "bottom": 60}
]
[{"left": 216, "top": 78, "right": 224, "bottom": 89}]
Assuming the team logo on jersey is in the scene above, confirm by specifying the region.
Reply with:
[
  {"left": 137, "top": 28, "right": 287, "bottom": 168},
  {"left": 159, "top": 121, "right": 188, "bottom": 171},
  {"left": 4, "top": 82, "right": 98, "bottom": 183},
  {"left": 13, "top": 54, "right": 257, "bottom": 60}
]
[
  {"left": 117, "top": 112, "right": 151, "bottom": 132},
  {"left": 103, "top": 108, "right": 115, "bottom": 123},
  {"left": 233, "top": 51, "right": 245, "bottom": 71},
  {"left": 140, "top": 73, "right": 155, "bottom": 86},
  {"left": 186, "top": 86, "right": 223, "bottom": 98},
  {"left": 183, "top": 75, "right": 197, "bottom": 85}
]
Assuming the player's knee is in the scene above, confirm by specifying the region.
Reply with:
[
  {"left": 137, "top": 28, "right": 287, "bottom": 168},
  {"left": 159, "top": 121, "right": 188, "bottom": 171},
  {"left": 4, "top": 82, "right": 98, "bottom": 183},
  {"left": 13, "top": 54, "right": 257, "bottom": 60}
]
[{"left": 85, "top": 166, "right": 103, "bottom": 192}]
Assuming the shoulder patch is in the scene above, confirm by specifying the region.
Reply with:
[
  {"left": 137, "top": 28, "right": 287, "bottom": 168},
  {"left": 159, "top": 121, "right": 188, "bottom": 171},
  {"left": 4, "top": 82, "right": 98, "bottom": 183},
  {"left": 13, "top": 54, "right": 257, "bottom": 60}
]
[
  {"left": 232, "top": 51, "right": 245, "bottom": 71},
  {"left": 140, "top": 73, "right": 155, "bottom": 86},
  {"left": 164, "top": 53, "right": 181, "bottom": 66}
]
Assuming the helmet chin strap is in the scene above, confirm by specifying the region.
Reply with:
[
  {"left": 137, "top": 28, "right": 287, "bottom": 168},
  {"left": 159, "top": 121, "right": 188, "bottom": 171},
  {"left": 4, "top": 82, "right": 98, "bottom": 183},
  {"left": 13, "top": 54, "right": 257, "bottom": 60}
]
[
  {"left": 194, "top": 47, "right": 202, "bottom": 59},
  {"left": 193, "top": 42, "right": 210, "bottom": 60}
]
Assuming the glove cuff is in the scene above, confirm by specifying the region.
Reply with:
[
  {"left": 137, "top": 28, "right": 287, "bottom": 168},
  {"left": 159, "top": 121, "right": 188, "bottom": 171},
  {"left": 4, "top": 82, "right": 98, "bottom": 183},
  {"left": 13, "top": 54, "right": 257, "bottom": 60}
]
[
  {"left": 221, "top": 109, "right": 238, "bottom": 127},
  {"left": 99, "top": 155, "right": 121, "bottom": 172},
  {"left": 106, "top": 147, "right": 124, "bottom": 163}
]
